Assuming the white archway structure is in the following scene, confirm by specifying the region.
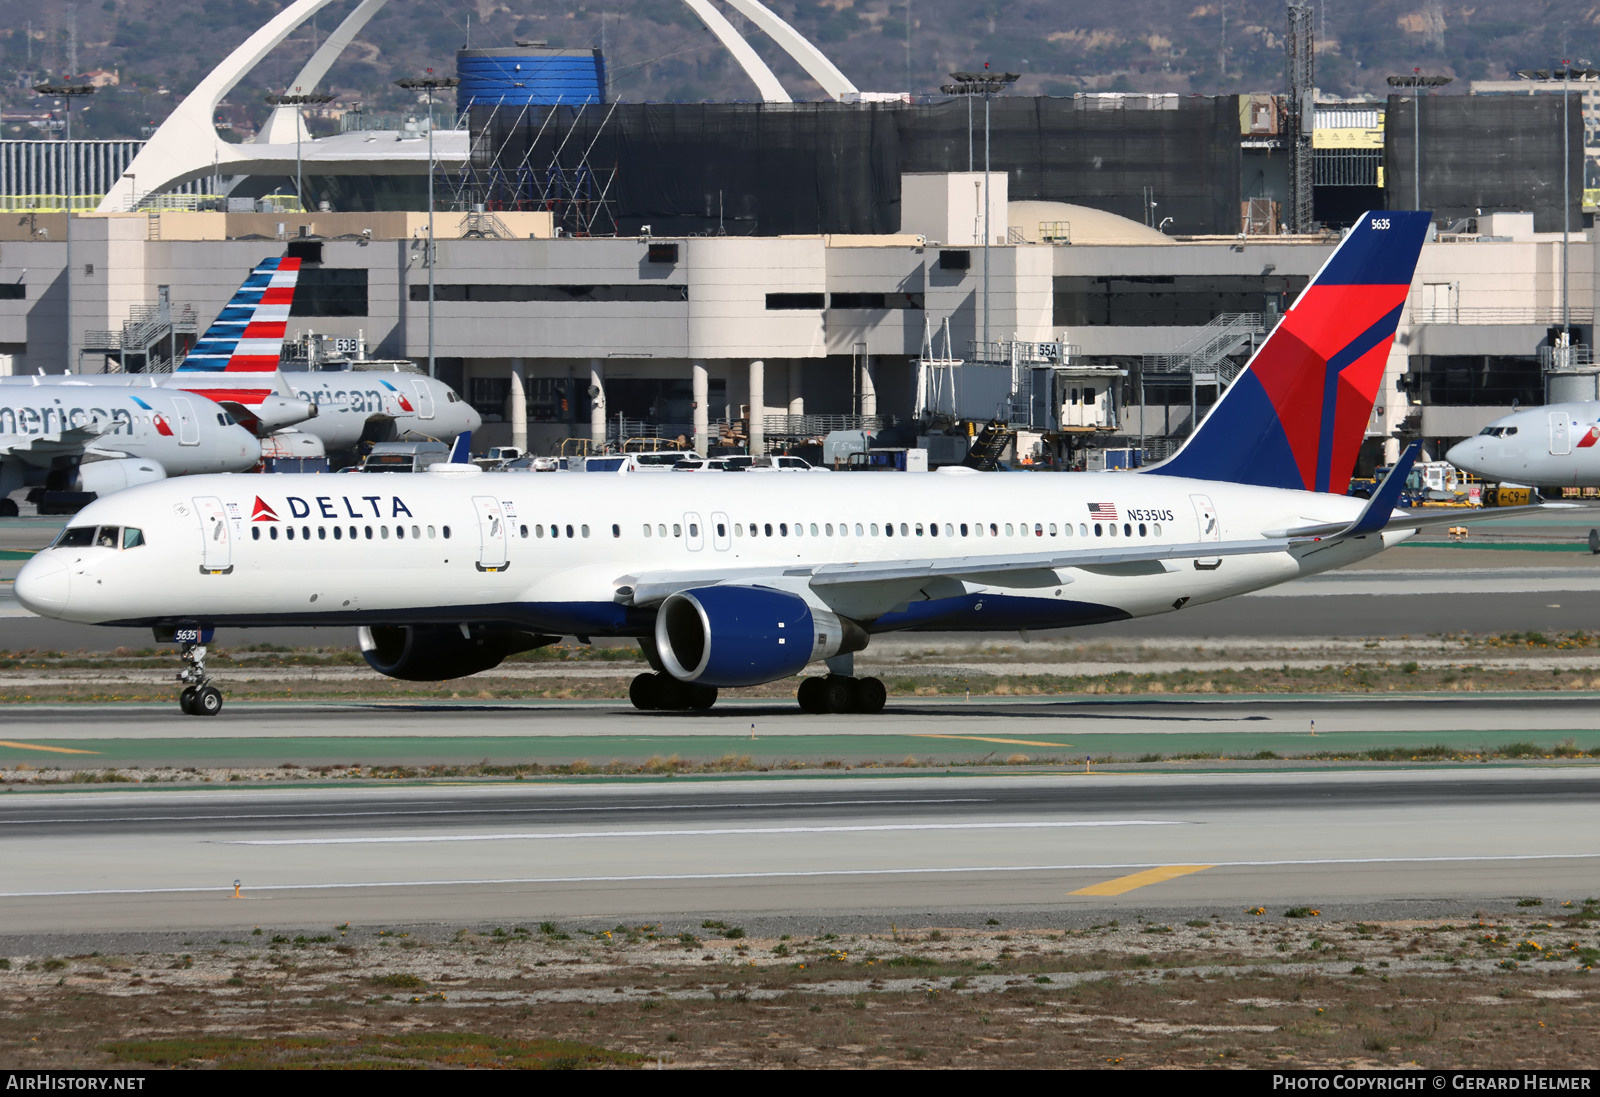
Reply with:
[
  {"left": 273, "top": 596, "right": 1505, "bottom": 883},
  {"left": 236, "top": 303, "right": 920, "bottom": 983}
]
[{"left": 96, "top": 0, "right": 859, "bottom": 212}]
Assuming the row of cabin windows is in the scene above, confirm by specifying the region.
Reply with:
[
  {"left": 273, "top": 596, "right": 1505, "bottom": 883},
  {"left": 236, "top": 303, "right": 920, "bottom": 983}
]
[
  {"left": 246, "top": 517, "right": 1167, "bottom": 547},
  {"left": 252, "top": 524, "right": 453, "bottom": 542},
  {"left": 640, "top": 519, "right": 1165, "bottom": 540},
  {"left": 517, "top": 524, "right": 593, "bottom": 539}
]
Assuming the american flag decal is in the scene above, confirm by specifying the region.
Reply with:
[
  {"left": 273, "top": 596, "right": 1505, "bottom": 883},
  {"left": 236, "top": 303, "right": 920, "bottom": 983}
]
[{"left": 1088, "top": 502, "right": 1118, "bottom": 521}]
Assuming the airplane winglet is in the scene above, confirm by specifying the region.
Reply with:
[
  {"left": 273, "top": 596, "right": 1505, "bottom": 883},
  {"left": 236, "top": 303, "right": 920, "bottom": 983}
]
[
  {"left": 1345, "top": 442, "right": 1420, "bottom": 536},
  {"left": 449, "top": 432, "right": 473, "bottom": 464}
]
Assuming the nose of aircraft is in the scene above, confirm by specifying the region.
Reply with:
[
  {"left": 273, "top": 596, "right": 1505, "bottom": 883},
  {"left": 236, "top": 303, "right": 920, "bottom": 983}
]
[
  {"left": 235, "top": 425, "right": 263, "bottom": 463},
  {"left": 1444, "top": 439, "right": 1478, "bottom": 473},
  {"left": 461, "top": 401, "right": 483, "bottom": 433},
  {"left": 14, "top": 553, "right": 69, "bottom": 617}
]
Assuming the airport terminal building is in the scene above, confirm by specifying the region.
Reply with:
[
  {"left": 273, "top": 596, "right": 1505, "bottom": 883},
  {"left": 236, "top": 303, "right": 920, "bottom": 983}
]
[
  {"left": 0, "top": 189, "right": 1588, "bottom": 468},
  {"left": 4, "top": 0, "right": 1594, "bottom": 469}
]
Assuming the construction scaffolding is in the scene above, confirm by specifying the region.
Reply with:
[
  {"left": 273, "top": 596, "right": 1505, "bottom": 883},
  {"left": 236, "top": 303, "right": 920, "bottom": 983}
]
[
  {"left": 461, "top": 97, "right": 1246, "bottom": 237},
  {"left": 1286, "top": 4, "right": 1316, "bottom": 233},
  {"left": 458, "top": 98, "right": 620, "bottom": 236}
]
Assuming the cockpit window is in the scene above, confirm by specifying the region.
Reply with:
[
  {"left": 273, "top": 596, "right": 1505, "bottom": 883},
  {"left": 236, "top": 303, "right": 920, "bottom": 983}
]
[
  {"left": 53, "top": 525, "right": 145, "bottom": 549},
  {"left": 1479, "top": 425, "right": 1520, "bottom": 437}
]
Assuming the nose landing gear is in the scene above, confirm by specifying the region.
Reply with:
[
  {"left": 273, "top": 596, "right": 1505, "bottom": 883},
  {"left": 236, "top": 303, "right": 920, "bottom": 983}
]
[{"left": 176, "top": 640, "right": 223, "bottom": 717}]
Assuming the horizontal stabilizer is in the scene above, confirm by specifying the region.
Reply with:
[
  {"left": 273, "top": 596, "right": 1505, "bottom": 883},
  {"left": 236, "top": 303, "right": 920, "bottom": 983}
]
[{"left": 1269, "top": 502, "right": 1576, "bottom": 540}]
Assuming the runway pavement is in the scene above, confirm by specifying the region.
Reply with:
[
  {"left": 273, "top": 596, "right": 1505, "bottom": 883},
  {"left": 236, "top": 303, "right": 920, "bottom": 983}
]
[
  {"left": 0, "top": 770, "right": 1593, "bottom": 934},
  {"left": 3, "top": 694, "right": 1599, "bottom": 768}
]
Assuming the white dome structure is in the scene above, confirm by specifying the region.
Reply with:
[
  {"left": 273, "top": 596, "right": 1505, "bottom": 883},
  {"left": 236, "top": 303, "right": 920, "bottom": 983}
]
[
  {"left": 1007, "top": 200, "right": 1176, "bottom": 245},
  {"left": 98, "top": 0, "right": 859, "bottom": 213}
]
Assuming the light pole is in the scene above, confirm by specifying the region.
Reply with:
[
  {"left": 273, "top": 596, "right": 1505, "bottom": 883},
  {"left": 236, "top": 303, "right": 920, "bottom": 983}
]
[
  {"left": 1514, "top": 64, "right": 1597, "bottom": 347},
  {"left": 396, "top": 72, "right": 460, "bottom": 381},
  {"left": 942, "top": 69, "right": 1018, "bottom": 363},
  {"left": 263, "top": 90, "right": 335, "bottom": 209},
  {"left": 34, "top": 82, "right": 94, "bottom": 372},
  {"left": 1386, "top": 70, "right": 1452, "bottom": 212}
]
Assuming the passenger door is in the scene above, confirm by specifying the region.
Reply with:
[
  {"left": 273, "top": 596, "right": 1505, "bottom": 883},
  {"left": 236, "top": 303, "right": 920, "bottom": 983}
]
[
  {"left": 172, "top": 396, "right": 201, "bottom": 446},
  {"left": 193, "top": 496, "right": 232, "bottom": 575},
  {"left": 710, "top": 510, "right": 731, "bottom": 551},
  {"left": 1551, "top": 412, "right": 1572, "bottom": 455},
  {"left": 684, "top": 512, "right": 705, "bottom": 552},
  {"left": 410, "top": 380, "right": 436, "bottom": 420},
  {"left": 1190, "top": 493, "right": 1221, "bottom": 570},
  {"left": 472, "top": 495, "right": 509, "bottom": 572}
]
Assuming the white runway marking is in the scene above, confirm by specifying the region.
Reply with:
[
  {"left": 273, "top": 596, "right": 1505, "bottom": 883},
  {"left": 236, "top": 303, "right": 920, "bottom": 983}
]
[
  {"left": 3, "top": 853, "right": 1595, "bottom": 899},
  {"left": 0, "top": 798, "right": 989, "bottom": 827},
  {"left": 228, "top": 819, "right": 1184, "bottom": 845}
]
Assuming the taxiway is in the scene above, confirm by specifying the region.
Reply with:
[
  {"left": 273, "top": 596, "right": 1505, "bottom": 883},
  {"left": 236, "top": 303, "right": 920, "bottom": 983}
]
[{"left": 0, "top": 769, "right": 1593, "bottom": 934}]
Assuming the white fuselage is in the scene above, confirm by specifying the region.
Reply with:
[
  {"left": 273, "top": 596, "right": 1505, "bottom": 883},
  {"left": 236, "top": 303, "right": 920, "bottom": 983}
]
[
  {"left": 281, "top": 371, "right": 482, "bottom": 451},
  {"left": 1446, "top": 401, "right": 1600, "bottom": 487},
  {"left": 0, "top": 386, "right": 261, "bottom": 485},
  {"left": 16, "top": 467, "right": 1402, "bottom": 641},
  {"left": 1, "top": 370, "right": 481, "bottom": 453}
]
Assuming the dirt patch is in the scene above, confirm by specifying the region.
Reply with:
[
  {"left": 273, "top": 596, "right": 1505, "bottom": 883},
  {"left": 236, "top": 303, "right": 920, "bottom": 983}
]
[{"left": 2, "top": 909, "right": 1597, "bottom": 1068}]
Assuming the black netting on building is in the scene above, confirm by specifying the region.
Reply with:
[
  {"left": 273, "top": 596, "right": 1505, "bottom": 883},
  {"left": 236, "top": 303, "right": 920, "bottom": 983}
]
[
  {"left": 1384, "top": 94, "right": 1580, "bottom": 231},
  {"left": 463, "top": 97, "right": 1242, "bottom": 236}
]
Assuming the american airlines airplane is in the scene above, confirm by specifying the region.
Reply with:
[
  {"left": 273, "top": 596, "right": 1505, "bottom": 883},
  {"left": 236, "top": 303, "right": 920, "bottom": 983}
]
[
  {"left": 1444, "top": 401, "right": 1600, "bottom": 487},
  {"left": 0, "top": 383, "right": 261, "bottom": 517},
  {"left": 4, "top": 256, "right": 481, "bottom": 459},
  {"left": 16, "top": 212, "right": 1543, "bottom": 717},
  {"left": 168, "top": 256, "right": 480, "bottom": 455}
]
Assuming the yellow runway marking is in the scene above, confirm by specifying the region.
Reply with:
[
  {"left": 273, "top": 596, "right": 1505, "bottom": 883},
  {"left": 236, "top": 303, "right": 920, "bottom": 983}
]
[
  {"left": 913, "top": 734, "right": 1073, "bottom": 748},
  {"left": 0, "top": 740, "right": 100, "bottom": 755},
  {"left": 1070, "top": 864, "right": 1213, "bottom": 896}
]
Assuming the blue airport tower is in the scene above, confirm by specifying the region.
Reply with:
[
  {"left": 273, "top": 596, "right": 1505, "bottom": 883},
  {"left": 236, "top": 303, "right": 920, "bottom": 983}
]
[{"left": 456, "top": 45, "right": 608, "bottom": 110}]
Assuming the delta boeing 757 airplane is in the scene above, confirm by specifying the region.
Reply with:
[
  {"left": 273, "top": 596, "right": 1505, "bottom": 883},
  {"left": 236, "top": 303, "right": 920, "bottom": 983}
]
[{"left": 16, "top": 211, "right": 1543, "bottom": 717}]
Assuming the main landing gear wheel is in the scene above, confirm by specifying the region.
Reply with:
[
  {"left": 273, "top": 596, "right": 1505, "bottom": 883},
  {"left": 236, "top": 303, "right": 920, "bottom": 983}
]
[
  {"left": 176, "top": 640, "right": 223, "bottom": 717},
  {"left": 629, "top": 671, "right": 717, "bottom": 712},
  {"left": 0, "top": 498, "right": 18, "bottom": 518},
  {"left": 797, "top": 675, "right": 886, "bottom": 715}
]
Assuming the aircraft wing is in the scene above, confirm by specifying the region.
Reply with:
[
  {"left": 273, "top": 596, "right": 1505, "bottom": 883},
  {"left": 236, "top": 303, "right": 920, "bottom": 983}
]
[
  {"left": 0, "top": 426, "right": 107, "bottom": 466},
  {"left": 623, "top": 536, "right": 1296, "bottom": 605}
]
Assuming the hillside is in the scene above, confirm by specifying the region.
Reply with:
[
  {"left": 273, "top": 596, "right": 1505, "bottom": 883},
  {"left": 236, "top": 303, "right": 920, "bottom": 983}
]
[{"left": 0, "top": 1, "right": 1594, "bottom": 140}]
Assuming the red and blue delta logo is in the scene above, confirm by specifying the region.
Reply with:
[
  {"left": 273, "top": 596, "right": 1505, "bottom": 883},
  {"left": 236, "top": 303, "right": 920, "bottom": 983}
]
[{"left": 251, "top": 497, "right": 280, "bottom": 522}]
